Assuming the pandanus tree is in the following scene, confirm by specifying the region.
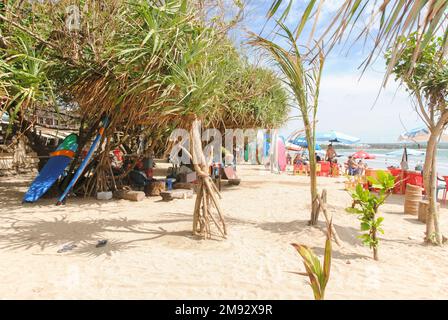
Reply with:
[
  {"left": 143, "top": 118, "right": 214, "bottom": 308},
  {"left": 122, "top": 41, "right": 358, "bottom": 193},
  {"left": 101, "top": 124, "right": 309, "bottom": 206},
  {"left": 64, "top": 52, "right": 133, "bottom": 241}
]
[
  {"left": 1, "top": 0, "right": 289, "bottom": 238},
  {"left": 387, "top": 34, "right": 448, "bottom": 245},
  {"left": 249, "top": 22, "right": 325, "bottom": 225}
]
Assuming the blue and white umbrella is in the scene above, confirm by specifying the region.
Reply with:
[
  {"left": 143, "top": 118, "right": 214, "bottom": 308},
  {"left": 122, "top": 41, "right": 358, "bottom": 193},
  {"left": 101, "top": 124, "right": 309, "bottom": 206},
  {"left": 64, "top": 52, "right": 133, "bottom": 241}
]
[
  {"left": 398, "top": 126, "right": 448, "bottom": 143},
  {"left": 315, "top": 130, "right": 361, "bottom": 145},
  {"left": 386, "top": 148, "right": 425, "bottom": 157},
  {"left": 287, "top": 137, "right": 322, "bottom": 150}
]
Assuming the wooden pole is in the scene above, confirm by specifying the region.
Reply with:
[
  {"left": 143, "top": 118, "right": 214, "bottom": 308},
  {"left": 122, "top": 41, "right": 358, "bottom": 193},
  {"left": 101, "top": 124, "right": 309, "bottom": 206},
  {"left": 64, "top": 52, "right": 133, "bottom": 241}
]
[{"left": 317, "top": 189, "right": 342, "bottom": 247}]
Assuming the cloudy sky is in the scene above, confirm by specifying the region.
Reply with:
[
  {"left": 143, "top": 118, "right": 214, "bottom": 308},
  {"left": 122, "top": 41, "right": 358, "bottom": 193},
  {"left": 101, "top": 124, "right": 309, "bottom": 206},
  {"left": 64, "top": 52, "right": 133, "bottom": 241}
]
[{"left": 226, "top": 0, "right": 424, "bottom": 143}]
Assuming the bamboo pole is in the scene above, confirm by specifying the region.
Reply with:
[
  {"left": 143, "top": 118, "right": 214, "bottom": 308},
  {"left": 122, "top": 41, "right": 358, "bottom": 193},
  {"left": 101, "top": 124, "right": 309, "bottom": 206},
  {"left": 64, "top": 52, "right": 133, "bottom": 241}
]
[{"left": 317, "top": 190, "right": 342, "bottom": 247}]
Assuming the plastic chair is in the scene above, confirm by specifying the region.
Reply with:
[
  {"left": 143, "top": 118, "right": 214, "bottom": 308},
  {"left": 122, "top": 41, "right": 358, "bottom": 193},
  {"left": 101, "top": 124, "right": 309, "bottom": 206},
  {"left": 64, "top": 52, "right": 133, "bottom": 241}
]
[
  {"left": 442, "top": 176, "right": 448, "bottom": 204},
  {"left": 330, "top": 163, "right": 340, "bottom": 177},
  {"left": 293, "top": 164, "right": 301, "bottom": 175},
  {"left": 317, "top": 163, "right": 322, "bottom": 175},
  {"left": 319, "top": 161, "right": 330, "bottom": 177}
]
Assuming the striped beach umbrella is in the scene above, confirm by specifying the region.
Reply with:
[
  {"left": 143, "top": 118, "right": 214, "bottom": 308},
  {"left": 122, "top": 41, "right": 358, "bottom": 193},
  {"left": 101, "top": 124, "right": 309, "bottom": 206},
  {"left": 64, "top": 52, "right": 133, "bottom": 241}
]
[
  {"left": 398, "top": 126, "right": 448, "bottom": 143},
  {"left": 386, "top": 148, "right": 425, "bottom": 157},
  {"left": 352, "top": 150, "right": 375, "bottom": 159},
  {"left": 315, "top": 130, "right": 361, "bottom": 145}
]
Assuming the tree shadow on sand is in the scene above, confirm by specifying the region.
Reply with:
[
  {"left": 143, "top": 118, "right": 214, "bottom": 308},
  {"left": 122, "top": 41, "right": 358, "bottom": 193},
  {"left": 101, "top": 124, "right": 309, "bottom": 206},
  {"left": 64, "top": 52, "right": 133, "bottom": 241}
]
[
  {"left": 0, "top": 180, "right": 31, "bottom": 210},
  {"left": 257, "top": 219, "right": 363, "bottom": 248},
  {"left": 312, "top": 246, "right": 370, "bottom": 261},
  {"left": 0, "top": 215, "right": 198, "bottom": 257},
  {"left": 73, "top": 229, "right": 194, "bottom": 258}
]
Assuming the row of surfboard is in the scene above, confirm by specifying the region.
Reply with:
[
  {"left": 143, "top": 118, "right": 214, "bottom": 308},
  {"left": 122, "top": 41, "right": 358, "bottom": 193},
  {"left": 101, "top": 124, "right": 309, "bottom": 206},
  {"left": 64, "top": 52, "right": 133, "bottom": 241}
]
[
  {"left": 23, "top": 117, "right": 109, "bottom": 204},
  {"left": 245, "top": 131, "right": 287, "bottom": 171},
  {"left": 23, "top": 122, "right": 285, "bottom": 204}
]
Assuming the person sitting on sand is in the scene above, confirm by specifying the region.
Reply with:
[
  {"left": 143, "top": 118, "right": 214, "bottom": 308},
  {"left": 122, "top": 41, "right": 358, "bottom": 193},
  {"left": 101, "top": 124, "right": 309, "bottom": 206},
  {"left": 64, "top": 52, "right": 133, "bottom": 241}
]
[
  {"left": 325, "top": 144, "right": 337, "bottom": 162},
  {"left": 293, "top": 153, "right": 303, "bottom": 165}
]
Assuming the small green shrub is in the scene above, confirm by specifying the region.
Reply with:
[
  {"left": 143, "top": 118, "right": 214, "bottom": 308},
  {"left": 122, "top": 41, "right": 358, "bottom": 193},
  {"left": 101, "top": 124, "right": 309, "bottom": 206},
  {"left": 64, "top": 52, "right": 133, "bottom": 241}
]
[{"left": 346, "top": 171, "right": 395, "bottom": 260}]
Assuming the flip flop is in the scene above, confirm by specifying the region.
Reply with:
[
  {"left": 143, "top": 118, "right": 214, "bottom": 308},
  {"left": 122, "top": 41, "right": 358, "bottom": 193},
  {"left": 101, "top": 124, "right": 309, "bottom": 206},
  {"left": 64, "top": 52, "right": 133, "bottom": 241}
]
[
  {"left": 95, "top": 240, "right": 108, "bottom": 248},
  {"left": 57, "top": 243, "right": 77, "bottom": 253}
]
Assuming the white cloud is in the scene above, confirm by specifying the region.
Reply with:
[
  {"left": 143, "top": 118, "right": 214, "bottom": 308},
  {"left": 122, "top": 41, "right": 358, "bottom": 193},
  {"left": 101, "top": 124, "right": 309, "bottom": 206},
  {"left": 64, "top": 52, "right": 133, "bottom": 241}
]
[{"left": 279, "top": 71, "right": 423, "bottom": 143}]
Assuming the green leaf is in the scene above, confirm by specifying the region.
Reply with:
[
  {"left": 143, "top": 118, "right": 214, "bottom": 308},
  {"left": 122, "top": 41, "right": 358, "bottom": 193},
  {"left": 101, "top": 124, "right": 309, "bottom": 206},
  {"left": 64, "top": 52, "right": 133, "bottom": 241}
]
[{"left": 360, "top": 222, "right": 370, "bottom": 231}]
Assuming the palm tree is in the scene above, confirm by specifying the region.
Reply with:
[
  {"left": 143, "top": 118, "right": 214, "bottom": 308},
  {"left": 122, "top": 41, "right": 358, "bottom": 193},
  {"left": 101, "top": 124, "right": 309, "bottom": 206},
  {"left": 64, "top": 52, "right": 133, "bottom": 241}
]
[
  {"left": 267, "top": 0, "right": 448, "bottom": 78},
  {"left": 249, "top": 22, "right": 325, "bottom": 225}
]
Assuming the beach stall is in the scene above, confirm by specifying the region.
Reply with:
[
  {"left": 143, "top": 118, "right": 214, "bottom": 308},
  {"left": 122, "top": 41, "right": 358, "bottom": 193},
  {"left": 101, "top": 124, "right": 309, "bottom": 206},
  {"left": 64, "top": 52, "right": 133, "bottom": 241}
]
[{"left": 385, "top": 146, "right": 426, "bottom": 194}]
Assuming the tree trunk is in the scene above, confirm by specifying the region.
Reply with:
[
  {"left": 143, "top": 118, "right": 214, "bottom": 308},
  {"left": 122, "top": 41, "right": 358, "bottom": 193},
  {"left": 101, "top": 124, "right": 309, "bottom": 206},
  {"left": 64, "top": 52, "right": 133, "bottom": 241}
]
[
  {"left": 309, "top": 159, "right": 319, "bottom": 225},
  {"left": 372, "top": 225, "right": 379, "bottom": 260},
  {"left": 304, "top": 125, "right": 319, "bottom": 225},
  {"left": 190, "top": 119, "right": 226, "bottom": 239},
  {"left": 423, "top": 128, "right": 443, "bottom": 245}
]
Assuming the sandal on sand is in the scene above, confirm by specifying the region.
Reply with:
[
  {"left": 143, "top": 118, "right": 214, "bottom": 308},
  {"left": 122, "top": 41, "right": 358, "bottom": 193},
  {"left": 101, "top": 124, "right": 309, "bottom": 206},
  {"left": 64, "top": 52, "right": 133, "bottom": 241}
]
[
  {"left": 95, "top": 240, "right": 108, "bottom": 248},
  {"left": 57, "top": 243, "right": 77, "bottom": 253}
]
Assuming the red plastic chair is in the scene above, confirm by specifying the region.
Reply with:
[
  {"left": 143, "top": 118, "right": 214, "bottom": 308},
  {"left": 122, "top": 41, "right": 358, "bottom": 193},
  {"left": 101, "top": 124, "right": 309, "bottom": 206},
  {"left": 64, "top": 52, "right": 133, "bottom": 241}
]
[
  {"left": 442, "top": 176, "right": 448, "bottom": 204},
  {"left": 319, "top": 161, "right": 331, "bottom": 177},
  {"left": 414, "top": 175, "right": 424, "bottom": 188}
]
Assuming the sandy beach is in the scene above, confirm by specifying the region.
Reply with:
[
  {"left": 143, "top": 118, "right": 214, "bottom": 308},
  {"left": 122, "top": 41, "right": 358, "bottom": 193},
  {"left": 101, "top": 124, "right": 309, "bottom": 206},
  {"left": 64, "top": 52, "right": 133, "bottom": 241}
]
[{"left": 0, "top": 165, "right": 447, "bottom": 300}]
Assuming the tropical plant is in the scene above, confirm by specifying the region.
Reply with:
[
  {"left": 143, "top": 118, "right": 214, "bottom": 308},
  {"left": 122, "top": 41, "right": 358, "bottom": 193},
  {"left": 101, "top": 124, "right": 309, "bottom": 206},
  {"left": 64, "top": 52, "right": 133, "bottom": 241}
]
[
  {"left": 249, "top": 21, "right": 325, "bottom": 225},
  {"left": 0, "top": 0, "right": 289, "bottom": 238},
  {"left": 291, "top": 223, "right": 332, "bottom": 300},
  {"left": 0, "top": 31, "right": 55, "bottom": 132},
  {"left": 346, "top": 170, "right": 395, "bottom": 260},
  {"left": 387, "top": 33, "right": 448, "bottom": 245},
  {"left": 267, "top": 0, "right": 448, "bottom": 78}
]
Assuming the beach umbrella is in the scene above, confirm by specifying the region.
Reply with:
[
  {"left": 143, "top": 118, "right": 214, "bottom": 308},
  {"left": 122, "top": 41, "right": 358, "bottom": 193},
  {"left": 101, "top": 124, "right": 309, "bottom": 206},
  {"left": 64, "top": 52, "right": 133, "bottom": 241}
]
[
  {"left": 386, "top": 148, "right": 425, "bottom": 157},
  {"left": 400, "top": 146, "right": 409, "bottom": 170},
  {"left": 352, "top": 150, "right": 376, "bottom": 159},
  {"left": 398, "top": 126, "right": 448, "bottom": 143},
  {"left": 315, "top": 130, "right": 361, "bottom": 145},
  {"left": 285, "top": 142, "right": 302, "bottom": 151},
  {"left": 288, "top": 137, "right": 322, "bottom": 150}
]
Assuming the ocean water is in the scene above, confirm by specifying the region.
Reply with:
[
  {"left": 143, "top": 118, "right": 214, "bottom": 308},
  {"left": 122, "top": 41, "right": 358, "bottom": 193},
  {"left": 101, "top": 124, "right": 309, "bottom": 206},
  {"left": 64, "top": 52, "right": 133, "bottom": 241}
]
[{"left": 335, "top": 148, "right": 448, "bottom": 175}]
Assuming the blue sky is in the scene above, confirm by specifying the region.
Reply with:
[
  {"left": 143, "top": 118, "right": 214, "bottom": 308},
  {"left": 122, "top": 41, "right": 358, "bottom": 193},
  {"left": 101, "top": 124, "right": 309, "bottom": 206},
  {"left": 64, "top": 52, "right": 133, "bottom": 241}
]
[{"left": 226, "top": 0, "right": 424, "bottom": 143}]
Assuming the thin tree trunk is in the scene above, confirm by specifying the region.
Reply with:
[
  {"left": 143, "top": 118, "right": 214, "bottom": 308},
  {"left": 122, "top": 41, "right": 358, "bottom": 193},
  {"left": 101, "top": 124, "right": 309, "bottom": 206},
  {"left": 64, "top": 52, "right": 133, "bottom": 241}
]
[
  {"left": 423, "top": 128, "right": 443, "bottom": 245},
  {"left": 304, "top": 124, "right": 319, "bottom": 225},
  {"left": 309, "top": 159, "right": 319, "bottom": 224}
]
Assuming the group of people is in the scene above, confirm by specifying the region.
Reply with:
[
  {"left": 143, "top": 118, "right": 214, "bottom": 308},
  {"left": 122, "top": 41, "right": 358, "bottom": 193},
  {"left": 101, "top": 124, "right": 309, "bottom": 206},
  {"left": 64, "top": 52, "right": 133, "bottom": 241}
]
[
  {"left": 288, "top": 143, "right": 369, "bottom": 176},
  {"left": 346, "top": 156, "right": 367, "bottom": 176}
]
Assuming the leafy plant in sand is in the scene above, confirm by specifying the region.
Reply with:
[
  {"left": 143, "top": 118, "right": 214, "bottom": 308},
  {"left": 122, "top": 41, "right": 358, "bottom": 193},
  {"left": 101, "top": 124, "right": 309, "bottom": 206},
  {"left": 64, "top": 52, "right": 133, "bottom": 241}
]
[{"left": 346, "top": 170, "right": 395, "bottom": 261}]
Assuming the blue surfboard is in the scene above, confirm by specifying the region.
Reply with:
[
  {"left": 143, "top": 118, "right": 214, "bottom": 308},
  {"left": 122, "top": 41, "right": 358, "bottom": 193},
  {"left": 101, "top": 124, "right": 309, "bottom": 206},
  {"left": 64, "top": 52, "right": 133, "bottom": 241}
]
[
  {"left": 56, "top": 116, "right": 109, "bottom": 205},
  {"left": 23, "top": 134, "right": 78, "bottom": 203}
]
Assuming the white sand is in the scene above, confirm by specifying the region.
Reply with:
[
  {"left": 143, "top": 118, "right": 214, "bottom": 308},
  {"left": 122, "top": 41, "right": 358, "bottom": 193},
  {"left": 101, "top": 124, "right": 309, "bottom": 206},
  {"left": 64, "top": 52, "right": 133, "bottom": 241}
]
[{"left": 1, "top": 165, "right": 448, "bottom": 299}]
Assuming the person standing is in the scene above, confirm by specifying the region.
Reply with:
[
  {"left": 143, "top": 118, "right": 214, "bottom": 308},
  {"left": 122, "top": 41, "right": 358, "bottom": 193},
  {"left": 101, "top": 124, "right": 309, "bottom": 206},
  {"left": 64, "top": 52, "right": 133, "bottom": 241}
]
[{"left": 325, "top": 143, "right": 337, "bottom": 162}]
